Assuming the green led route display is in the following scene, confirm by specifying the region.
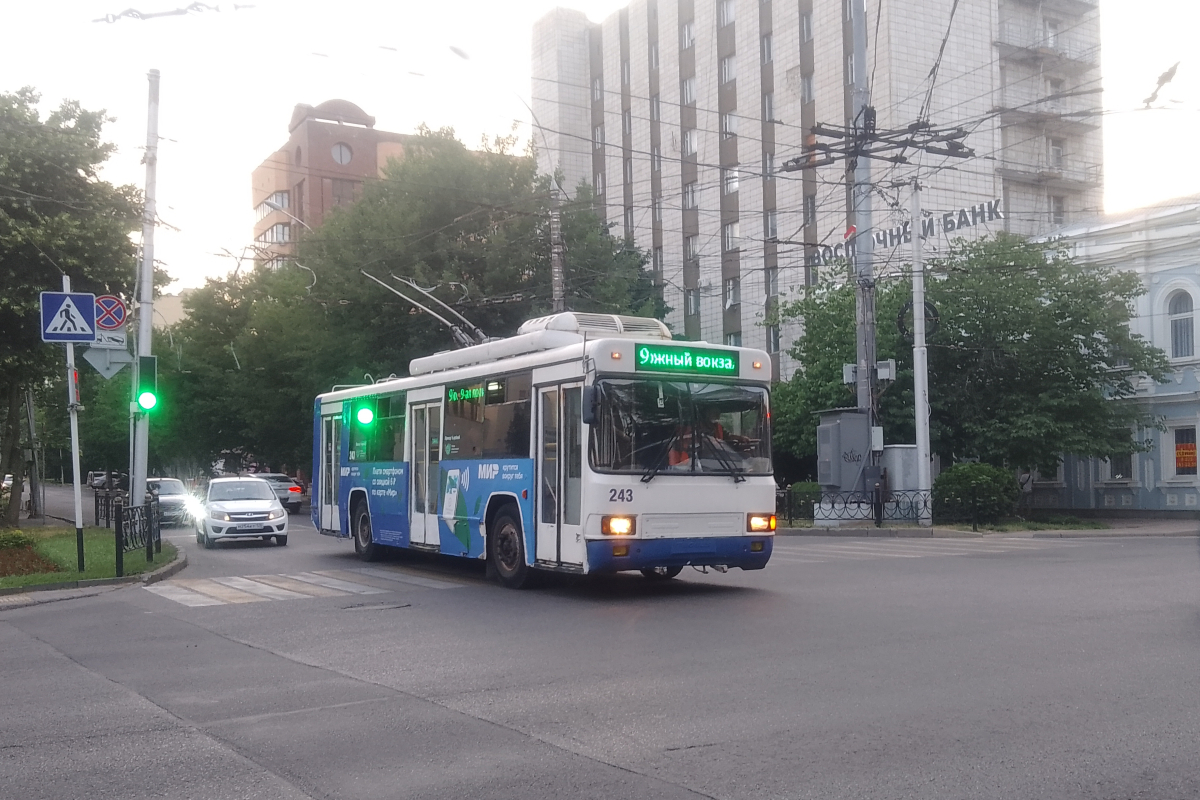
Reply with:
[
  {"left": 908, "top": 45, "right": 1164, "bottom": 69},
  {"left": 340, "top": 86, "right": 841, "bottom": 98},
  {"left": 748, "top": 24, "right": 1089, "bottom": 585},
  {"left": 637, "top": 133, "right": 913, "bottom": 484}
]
[
  {"left": 634, "top": 344, "right": 739, "bottom": 376},
  {"left": 447, "top": 385, "right": 485, "bottom": 403}
]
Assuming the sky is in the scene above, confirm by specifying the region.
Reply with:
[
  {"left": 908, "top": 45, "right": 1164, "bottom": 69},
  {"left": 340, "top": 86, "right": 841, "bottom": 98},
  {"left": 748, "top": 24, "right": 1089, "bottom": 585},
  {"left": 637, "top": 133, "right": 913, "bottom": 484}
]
[{"left": 3, "top": 0, "right": 1197, "bottom": 292}]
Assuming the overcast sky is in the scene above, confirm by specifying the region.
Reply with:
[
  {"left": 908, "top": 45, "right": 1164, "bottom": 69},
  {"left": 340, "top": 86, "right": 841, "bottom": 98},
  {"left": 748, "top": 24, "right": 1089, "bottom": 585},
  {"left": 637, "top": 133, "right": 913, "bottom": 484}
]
[{"left": 4, "top": 0, "right": 1196, "bottom": 292}]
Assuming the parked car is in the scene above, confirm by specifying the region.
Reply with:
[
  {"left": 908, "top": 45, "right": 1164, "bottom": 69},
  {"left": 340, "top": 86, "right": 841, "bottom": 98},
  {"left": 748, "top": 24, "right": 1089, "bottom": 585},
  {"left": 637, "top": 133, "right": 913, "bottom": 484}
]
[
  {"left": 253, "top": 473, "right": 305, "bottom": 514},
  {"left": 89, "top": 471, "right": 127, "bottom": 490},
  {"left": 147, "top": 478, "right": 191, "bottom": 527},
  {"left": 195, "top": 476, "right": 288, "bottom": 549}
]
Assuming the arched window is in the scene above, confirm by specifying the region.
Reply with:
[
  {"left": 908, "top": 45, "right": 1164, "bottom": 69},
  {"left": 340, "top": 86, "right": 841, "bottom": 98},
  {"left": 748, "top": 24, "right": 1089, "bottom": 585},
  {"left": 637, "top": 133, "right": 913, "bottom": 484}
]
[{"left": 1169, "top": 291, "right": 1194, "bottom": 358}]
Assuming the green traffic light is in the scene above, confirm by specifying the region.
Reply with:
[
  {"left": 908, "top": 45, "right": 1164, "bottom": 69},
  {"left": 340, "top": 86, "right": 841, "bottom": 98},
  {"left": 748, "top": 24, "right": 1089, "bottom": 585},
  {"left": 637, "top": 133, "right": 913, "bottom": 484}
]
[
  {"left": 356, "top": 407, "right": 374, "bottom": 425},
  {"left": 137, "top": 391, "right": 158, "bottom": 411}
]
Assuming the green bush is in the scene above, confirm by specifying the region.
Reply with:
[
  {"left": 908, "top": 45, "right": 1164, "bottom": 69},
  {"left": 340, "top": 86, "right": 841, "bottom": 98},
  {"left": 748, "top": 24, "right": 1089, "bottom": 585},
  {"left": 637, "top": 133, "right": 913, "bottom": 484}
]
[
  {"left": 933, "top": 463, "right": 1019, "bottom": 524},
  {"left": 0, "top": 531, "right": 35, "bottom": 550}
]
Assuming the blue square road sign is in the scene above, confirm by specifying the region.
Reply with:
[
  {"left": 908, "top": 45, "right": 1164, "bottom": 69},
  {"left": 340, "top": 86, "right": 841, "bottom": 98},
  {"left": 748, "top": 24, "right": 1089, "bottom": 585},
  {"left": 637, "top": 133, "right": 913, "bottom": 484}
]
[{"left": 40, "top": 292, "right": 97, "bottom": 343}]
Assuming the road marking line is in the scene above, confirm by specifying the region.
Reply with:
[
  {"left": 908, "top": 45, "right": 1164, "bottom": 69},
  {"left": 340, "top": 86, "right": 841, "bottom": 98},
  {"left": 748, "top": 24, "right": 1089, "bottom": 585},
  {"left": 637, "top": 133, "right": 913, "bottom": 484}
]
[
  {"left": 341, "top": 566, "right": 463, "bottom": 590},
  {"left": 173, "top": 578, "right": 267, "bottom": 603},
  {"left": 247, "top": 574, "right": 348, "bottom": 597},
  {"left": 144, "top": 583, "right": 226, "bottom": 606},
  {"left": 286, "top": 572, "right": 388, "bottom": 595},
  {"left": 211, "top": 576, "right": 310, "bottom": 601}
]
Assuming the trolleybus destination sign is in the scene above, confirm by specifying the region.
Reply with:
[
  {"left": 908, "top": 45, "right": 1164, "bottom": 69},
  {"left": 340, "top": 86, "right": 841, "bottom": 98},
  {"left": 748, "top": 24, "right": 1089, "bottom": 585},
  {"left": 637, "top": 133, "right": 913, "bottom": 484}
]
[{"left": 634, "top": 344, "right": 739, "bottom": 376}]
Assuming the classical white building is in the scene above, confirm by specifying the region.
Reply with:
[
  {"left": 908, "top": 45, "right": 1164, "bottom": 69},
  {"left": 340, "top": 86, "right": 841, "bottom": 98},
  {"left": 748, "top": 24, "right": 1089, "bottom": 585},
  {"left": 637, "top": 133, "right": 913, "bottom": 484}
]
[{"left": 532, "top": 0, "right": 1103, "bottom": 376}]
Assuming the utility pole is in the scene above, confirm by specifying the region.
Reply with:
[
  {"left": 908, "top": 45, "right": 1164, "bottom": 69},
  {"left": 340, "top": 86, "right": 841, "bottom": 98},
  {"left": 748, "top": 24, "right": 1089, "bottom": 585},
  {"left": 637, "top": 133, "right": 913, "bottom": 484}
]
[
  {"left": 550, "top": 189, "right": 565, "bottom": 313},
  {"left": 910, "top": 182, "right": 932, "bottom": 526},
  {"left": 131, "top": 69, "right": 159, "bottom": 506},
  {"left": 62, "top": 275, "right": 85, "bottom": 570},
  {"left": 24, "top": 389, "right": 41, "bottom": 519},
  {"left": 848, "top": 0, "right": 876, "bottom": 420}
]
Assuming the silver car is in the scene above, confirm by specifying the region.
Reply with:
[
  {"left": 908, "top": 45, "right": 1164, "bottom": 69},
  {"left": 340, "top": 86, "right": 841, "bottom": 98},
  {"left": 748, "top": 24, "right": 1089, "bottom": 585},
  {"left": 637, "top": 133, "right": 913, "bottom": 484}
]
[
  {"left": 195, "top": 477, "right": 289, "bottom": 549},
  {"left": 253, "top": 473, "right": 305, "bottom": 514}
]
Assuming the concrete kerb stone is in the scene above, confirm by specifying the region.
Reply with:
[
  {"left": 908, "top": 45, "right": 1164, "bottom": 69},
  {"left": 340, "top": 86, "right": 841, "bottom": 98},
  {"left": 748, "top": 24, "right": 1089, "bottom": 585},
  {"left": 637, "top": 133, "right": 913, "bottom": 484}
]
[{"left": 778, "top": 527, "right": 983, "bottom": 538}]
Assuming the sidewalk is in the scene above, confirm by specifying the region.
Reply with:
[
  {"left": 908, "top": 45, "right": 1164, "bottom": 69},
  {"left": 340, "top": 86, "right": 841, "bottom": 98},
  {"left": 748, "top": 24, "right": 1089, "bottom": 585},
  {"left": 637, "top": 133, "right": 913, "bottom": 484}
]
[{"left": 778, "top": 518, "right": 1200, "bottom": 539}]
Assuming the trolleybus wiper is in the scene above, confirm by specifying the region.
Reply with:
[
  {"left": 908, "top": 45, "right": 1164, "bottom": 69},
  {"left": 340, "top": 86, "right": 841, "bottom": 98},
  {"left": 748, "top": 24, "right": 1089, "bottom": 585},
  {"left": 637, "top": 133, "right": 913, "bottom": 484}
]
[
  {"left": 640, "top": 432, "right": 680, "bottom": 484},
  {"left": 700, "top": 434, "right": 746, "bottom": 483}
]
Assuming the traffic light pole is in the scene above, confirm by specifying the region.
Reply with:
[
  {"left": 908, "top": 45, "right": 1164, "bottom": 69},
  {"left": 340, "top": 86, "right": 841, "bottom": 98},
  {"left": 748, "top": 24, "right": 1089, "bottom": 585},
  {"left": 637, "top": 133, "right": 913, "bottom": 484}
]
[{"left": 131, "top": 69, "right": 159, "bottom": 506}]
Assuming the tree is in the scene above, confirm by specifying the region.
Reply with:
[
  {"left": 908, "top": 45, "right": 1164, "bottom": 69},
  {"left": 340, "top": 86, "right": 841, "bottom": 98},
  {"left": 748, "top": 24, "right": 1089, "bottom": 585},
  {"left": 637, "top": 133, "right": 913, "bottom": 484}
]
[
  {"left": 775, "top": 234, "right": 1169, "bottom": 472},
  {"left": 0, "top": 88, "right": 140, "bottom": 522}
]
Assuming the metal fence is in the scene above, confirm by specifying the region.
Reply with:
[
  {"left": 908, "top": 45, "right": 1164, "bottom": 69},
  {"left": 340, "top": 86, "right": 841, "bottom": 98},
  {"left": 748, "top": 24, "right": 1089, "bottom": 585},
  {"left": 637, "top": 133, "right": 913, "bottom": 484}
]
[
  {"left": 777, "top": 487, "right": 934, "bottom": 528},
  {"left": 115, "top": 498, "right": 160, "bottom": 577}
]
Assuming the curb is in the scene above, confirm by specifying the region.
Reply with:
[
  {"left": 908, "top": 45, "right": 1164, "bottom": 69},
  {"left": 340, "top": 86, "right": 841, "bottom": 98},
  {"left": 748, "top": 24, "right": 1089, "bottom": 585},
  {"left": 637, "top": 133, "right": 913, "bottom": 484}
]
[
  {"left": 0, "top": 548, "right": 186, "bottom": 597},
  {"left": 1030, "top": 531, "right": 1200, "bottom": 539},
  {"left": 778, "top": 527, "right": 982, "bottom": 538}
]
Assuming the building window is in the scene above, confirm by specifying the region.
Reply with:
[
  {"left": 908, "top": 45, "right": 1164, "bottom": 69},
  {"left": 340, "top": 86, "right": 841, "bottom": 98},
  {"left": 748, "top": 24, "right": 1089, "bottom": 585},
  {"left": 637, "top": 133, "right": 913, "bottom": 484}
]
[
  {"left": 846, "top": 53, "right": 856, "bottom": 85},
  {"left": 801, "top": 74, "right": 815, "bottom": 104},
  {"left": 765, "top": 265, "right": 778, "bottom": 296},
  {"left": 1175, "top": 427, "right": 1197, "bottom": 476},
  {"left": 761, "top": 33, "right": 773, "bottom": 64},
  {"left": 1107, "top": 452, "right": 1133, "bottom": 481},
  {"left": 1045, "top": 18, "right": 1061, "bottom": 48},
  {"left": 724, "top": 277, "right": 740, "bottom": 309},
  {"left": 767, "top": 325, "right": 781, "bottom": 353},
  {"left": 623, "top": 109, "right": 632, "bottom": 135},
  {"left": 1170, "top": 291, "right": 1194, "bottom": 358},
  {"left": 652, "top": 146, "right": 662, "bottom": 172},
  {"left": 592, "top": 77, "right": 603, "bottom": 101},
  {"left": 622, "top": 59, "right": 631, "bottom": 85},
  {"left": 652, "top": 197, "right": 663, "bottom": 221},
  {"left": 804, "top": 194, "right": 817, "bottom": 225},
  {"left": 1050, "top": 195, "right": 1067, "bottom": 226},
  {"left": 681, "top": 20, "right": 695, "bottom": 49},
  {"left": 844, "top": 0, "right": 854, "bottom": 20},
  {"left": 682, "top": 128, "right": 697, "bottom": 156},
  {"left": 763, "top": 92, "right": 775, "bottom": 121},
  {"left": 685, "top": 235, "right": 700, "bottom": 260},
  {"left": 720, "top": 54, "right": 737, "bottom": 84},
  {"left": 255, "top": 222, "right": 291, "bottom": 245},
  {"left": 719, "top": 0, "right": 735, "bottom": 27},
  {"left": 254, "top": 191, "right": 290, "bottom": 221},
  {"left": 593, "top": 125, "right": 604, "bottom": 149},
  {"left": 1048, "top": 137, "right": 1065, "bottom": 169},
  {"left": 725, "top": 332, "right": 742, "bottom": 346},
  {"left": 595, "top": 172, "right": 605, "bottom": 194},
  {"left": 331, "top": 142, "right": 353, "bottom": 165},
  {"left": 721, "top": 111, "right": 738, "bottom": 138},
  {"left": 801, "top": 12, "right": 813, "bottom": 42},
  {"left": 685, "top": 288, "right": 699, "bottom": 315},
  {"left": 650, "top": 43, "right": 660, "bottom": 70},
  {"left": 624, "top": 157, "right": 634, "bottom": 183},
  {"left": 723, "top": 220, "right": 741, "bottom": 251},
  {"left": 723, "top": 168, "right": 739, "bottom": 194},
  {"left": 624, "top": 206, "right": 635, "bottom": 235},
  {"left": 331, "top": 179, "right": 358, "bottom": 207},
  {"left": 653, "top": 246, "right": 663, "bottom": 271},
  {"left": 681, "top": 77, "right": 696, "bottom": 105},
  {"left": 683, "top": 181, "right": 698, "bottom": 209},
  {"left": 762, "top": 151, "right": 775, "bottom": 178},
  {"left": 650, "top": 94, "right": 661, "bottom": 120},
  {"left": 764, "top": 209, "right": 778, "bottom": 239}
]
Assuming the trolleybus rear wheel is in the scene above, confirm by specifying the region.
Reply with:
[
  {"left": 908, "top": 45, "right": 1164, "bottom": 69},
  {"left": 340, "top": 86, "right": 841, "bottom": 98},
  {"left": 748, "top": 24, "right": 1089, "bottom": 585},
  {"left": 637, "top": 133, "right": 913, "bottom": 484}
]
[
  {"left": 641, "top": 566, "right": 683, "bottom": 580},
  {"left": 353, "top": 504, "right": 379, "bottom": 562},
  {"left": 490, "top": 508, "right": 531, "bottom": 589}
]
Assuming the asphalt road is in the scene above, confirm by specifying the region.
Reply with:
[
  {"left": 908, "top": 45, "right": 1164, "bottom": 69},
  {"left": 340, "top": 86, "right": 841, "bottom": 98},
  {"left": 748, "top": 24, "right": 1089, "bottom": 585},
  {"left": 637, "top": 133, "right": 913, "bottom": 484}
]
[{"left": 4, "top": 490, "right": 1200, "bottom": 799}]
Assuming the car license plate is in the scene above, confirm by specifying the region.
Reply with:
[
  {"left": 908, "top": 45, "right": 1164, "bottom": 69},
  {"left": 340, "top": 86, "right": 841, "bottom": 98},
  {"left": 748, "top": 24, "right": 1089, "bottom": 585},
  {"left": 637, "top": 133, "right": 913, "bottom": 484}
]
[{"left": 236, "top": 522, "right": 262, "bottom": 530}]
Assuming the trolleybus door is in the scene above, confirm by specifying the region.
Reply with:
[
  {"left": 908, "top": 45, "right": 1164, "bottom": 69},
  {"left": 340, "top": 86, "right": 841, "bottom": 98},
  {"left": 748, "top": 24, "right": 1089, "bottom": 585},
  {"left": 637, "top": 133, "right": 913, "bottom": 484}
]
[
  {"left": 320, "top": 415, "right": 341, "bottom": 532},
  {"left": 409, "top": 402, "right": 442, "bottom": 546},
  {"left": 536, "top": 383, "right": 584, "bottom": 566}
]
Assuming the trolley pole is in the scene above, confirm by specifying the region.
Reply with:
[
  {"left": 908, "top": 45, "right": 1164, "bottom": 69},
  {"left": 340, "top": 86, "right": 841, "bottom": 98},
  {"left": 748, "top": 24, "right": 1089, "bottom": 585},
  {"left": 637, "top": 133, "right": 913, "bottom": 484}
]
[
  {"left": 910, "top": 182, "right": 932, "bottom": 526},
  {"left": 131, "top": 69, "right": 159, "bottom": 507}
]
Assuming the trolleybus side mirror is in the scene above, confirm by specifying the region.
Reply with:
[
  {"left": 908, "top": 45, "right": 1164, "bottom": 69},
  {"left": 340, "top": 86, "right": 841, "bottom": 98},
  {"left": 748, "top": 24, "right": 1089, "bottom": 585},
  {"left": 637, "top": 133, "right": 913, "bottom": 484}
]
[{"left": 582, "top": 385, "right": 599, "bottom": 426}]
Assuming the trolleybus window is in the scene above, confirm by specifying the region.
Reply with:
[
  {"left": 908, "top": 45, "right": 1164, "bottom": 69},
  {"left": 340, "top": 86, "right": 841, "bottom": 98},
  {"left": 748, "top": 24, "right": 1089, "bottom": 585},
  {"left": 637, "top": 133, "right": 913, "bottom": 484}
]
[
  {"left": 589, "top": 379, "right": 770, "bottom": 475},
  {"left": 348, "top": 392, "right": 405, "bottom": 462},
  {"left": 445, "top": 374, "right": 532, "bottom": 460}
]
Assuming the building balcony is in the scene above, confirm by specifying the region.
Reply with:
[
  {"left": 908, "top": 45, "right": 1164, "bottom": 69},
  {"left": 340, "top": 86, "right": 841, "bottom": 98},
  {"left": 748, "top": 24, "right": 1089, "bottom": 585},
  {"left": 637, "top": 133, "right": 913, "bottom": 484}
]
[
  {"left": 995, "top": 23, "right": 1099, "bottom": 73},
  {"left": 1005, "top": 0, "right": 1097, "bottom": 17},
  {"left": 992, "top": 87, "right": 1100, "bottom": 132},
  {"left": 996, "top": 156, "right": 1102, "bottom": 190}
]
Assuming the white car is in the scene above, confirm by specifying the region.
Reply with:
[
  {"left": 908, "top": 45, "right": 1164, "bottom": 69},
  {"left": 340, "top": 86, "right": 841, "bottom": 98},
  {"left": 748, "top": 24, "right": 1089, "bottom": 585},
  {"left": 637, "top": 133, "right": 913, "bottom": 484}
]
[{"left": 194, "top": 476, "right": 289, "bottom": 549}]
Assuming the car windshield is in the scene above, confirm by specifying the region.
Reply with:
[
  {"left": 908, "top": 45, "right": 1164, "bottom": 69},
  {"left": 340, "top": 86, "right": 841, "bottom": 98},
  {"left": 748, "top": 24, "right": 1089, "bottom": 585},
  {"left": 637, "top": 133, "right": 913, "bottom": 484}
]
[
  {"left": 589, "top": 379, "right": 771, "bottom": 475},
  {"left": 151, "top": 479, "right": 186, "bottom": 496},
  {"left": 208, "top": 481, "right": 276, "bottom": 502}
]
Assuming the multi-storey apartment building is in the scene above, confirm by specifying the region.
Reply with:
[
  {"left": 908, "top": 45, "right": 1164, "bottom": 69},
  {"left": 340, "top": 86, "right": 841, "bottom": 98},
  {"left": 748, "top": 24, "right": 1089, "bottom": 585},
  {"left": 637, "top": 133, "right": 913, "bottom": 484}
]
[
  {"left": 251, "top": 100, "right": 413, "bottom": 266},
  {"left": 532, "top": 0, "right": 1102, "bottom": 375}
]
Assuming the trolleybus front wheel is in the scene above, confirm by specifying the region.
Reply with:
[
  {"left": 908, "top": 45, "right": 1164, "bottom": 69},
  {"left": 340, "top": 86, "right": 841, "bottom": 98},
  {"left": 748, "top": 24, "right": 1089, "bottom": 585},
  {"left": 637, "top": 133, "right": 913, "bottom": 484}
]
[
  {"left": 641, "top": 566, "right": 683, "bottom": 580},
  {"left": 353, "top": 504, "right": 380, "bottom": 562},
  {"left": 490, "top": 508, "right": 531, "bottom": 589}
]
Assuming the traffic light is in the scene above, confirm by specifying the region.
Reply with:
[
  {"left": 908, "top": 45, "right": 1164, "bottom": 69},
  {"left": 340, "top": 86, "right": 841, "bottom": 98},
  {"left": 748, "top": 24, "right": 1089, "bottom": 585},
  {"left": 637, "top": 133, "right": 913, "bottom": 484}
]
[
  {"left": 355, "top": 401, "right": 374, "bottom": 426},
  {"left": 136, "top": 355, "right": 158, "bottom": 411}
]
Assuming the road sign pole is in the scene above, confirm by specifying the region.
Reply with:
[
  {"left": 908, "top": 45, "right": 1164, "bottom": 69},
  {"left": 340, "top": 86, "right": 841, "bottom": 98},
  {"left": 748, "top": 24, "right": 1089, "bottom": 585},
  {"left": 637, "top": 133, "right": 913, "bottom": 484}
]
[{"left": 62, "top": 275, "right": 86, "bottom": 571}]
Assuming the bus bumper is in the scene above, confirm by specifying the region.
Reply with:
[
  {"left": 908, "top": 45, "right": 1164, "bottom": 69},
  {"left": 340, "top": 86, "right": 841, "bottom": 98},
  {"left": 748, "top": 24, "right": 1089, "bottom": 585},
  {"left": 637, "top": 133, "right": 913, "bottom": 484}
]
[{"left": 586, "top": 536, "right": 773, "bottom": 573}]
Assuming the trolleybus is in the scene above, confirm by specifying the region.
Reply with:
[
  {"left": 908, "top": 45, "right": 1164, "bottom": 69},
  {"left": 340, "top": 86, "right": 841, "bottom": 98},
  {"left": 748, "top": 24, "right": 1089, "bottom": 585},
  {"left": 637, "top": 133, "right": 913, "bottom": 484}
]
[{"left": 311, "top": 312, "right": 775, "bottom": 587}]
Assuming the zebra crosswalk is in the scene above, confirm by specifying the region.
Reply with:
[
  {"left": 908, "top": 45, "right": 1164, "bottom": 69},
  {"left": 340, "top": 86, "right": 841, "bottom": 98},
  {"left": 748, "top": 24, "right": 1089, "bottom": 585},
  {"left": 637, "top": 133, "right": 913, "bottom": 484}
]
[
  {"left": 144, "top": 567, "right": 463, "bottom": 607},
  {"left": 769, "top": 537, "right": 1082, "bottom": 565}
]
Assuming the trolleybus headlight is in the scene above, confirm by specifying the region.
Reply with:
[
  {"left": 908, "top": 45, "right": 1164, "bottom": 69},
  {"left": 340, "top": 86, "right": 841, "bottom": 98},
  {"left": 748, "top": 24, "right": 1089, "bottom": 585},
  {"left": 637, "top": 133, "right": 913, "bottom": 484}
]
[
  {"left": 747, "top": 513, "right": 776, "bottom": 533},
  {"left": 601, "top": 515, "right": 636, "bottom": 536}
]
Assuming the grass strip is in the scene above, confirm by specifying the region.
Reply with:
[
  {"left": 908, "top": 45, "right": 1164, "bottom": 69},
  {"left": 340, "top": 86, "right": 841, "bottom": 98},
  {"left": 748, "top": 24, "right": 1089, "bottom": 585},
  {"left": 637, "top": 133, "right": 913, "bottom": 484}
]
[{"left": 0, "top": 526, "right": 178, "bottom": 590}]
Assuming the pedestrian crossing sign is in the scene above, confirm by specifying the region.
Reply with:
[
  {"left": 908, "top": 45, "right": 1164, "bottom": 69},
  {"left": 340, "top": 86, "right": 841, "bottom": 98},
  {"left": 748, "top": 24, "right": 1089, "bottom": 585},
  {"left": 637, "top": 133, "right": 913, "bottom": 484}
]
[{"left": 40, "top": 292, "right": 96, "bottom": 343}]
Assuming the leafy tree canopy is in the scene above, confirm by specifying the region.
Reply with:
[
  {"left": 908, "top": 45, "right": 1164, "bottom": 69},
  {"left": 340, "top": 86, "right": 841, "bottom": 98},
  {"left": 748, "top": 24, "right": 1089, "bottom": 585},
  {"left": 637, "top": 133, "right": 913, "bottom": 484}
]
[{"left": 775, "top": 234, "right": 1169, "bottom": 472}]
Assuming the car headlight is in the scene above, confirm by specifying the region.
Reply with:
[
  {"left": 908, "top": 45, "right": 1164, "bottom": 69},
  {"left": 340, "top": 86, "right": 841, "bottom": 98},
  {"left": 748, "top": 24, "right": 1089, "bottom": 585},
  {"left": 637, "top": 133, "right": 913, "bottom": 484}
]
[
  {"left": 747, "top": 513, "right": 777, "bottom": 533},
  {"left": 184, "top": 498, "right": 205, "bottom": 518},
  {"left": 601, "top": 515, "right": 636, "bottom": 536},
  {"left": 267, "top": 509, "right": 285, "bottom": 520}
]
